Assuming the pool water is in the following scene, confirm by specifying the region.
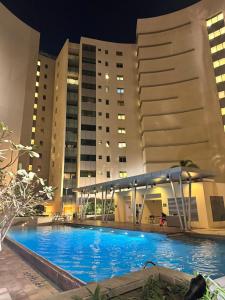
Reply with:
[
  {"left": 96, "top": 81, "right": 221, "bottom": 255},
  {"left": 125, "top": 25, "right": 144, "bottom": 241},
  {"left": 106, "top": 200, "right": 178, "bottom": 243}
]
[{"left": 8, "top": 225, "right": 225, "bottom": 283}]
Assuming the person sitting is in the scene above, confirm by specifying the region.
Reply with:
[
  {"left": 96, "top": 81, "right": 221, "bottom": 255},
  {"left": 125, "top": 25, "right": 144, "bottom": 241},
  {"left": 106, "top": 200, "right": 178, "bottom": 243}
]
[{"left": 159, "top": 212, "right": 167, "bottom": 226}]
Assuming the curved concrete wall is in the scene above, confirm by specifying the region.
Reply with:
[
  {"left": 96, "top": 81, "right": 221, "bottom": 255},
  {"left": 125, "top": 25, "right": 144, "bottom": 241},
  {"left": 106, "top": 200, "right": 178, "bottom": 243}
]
[
  {"left": 137, "top": 0, "right": 225, "bottom": 181},
  {"left": 0, "top": 4, "right": 39, "bottom": 171}
]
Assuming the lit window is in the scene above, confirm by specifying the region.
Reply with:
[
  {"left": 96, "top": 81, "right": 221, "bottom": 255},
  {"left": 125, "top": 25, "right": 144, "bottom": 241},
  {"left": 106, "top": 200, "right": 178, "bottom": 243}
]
[
  {"left": 35, "top": 82, "right": 39, "bottom": 87},
  {"left": 98, "top": 140, "right": 102, "bottom": 144},
  {"left": 34, "top": 103, "right": 38, "bottom": 109},
  {"left": 36, "top": 71, "right": 40, "bottom": 76},
  {"left": 105, "top": 86, "right": 109, "bottom": 93},
  {"left": 37, "top": 60, "right": 41, "bottom": 66},
  {"left": 33, "top": 115, "right": 37, "bottom": 121},
  {"left": 221, "top": 108, "right": 225, "bottom": 115},
  {"left": 105, "top": 73, "right": 109, "bottom": 80},
  {"left": 118, "top": 114, "right": 126, "bottom": 120},
  {"left": 218, "top": 91, "right": 225, "bottom": 99},
  {"left": 208, "top": 27, "right": 225, "bottom": 40},
  {"left": 35, "top": 92, "right": 38, "bottom": 98},
  {"left": 106, "top": 141, "right": 110, "bottom": 147},
  {"left": 119, "top": 171, "right": 127, "bottom": 178},
  {"left": 32, "top": 127, "right": 36, "bottom": 133},
  {"left": 67, "top": 78, "right": 78, "bottom": 85},
  {"left": 117, "top": 88, "right": 124, "bottom": 94},
  {"left": 28, "top": 164, "right": 33, "bottom": 171},
  {"left": 216, "top": 74, "right": 225, "bottom": 83},
  {"left": 211, "top": 42, "right": 225, "bottom": 54},
  {"left": 118, "top": 128, "right": 126, "bottom": 134},
  {"left": 118, "top": 142, "right": 126, "bottom": 148},
  {"left": 31, "top": 139, "right": 35, "bottom": 145},
  {"left": 206, "top": 12, "right": 224, "bottom": 28},
  {"left": 213, "top": 58, "right": 225, "bottom": 69},
  {"left": 117, "top": 75, "right": 124, "bottom": 81}
]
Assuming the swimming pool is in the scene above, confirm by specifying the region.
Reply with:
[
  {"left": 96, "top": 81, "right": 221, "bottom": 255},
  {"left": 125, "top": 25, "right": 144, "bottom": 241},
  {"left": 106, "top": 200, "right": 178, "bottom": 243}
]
[{"left": 8, "top": 225, "right": 225, "bottom": 283}]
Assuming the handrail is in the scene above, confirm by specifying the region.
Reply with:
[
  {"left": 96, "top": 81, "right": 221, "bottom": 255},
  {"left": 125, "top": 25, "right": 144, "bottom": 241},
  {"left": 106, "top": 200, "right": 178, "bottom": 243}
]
[{"left": 143, "top": 260, "right": 156, "bottom": 269}]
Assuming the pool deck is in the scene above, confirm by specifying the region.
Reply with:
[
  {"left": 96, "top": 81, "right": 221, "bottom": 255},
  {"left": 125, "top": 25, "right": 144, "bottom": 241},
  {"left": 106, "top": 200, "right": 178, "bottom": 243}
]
[
  {"left": 66, "top": 220, "right": 225, "bottom": 238},
  {"left": 67, "top": 220, "right": 183, "bottom": 234},
  {"left": 0, "top": 244, "right": 59, "bottom": 300}
]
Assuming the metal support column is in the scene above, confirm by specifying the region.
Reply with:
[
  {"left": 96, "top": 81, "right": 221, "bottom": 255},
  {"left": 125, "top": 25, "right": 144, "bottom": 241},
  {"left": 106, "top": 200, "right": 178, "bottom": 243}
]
[
  {"left": 132, "top": 186, "right": 137, "bottom": 225},
  {"left": 170, "top": 179, "right": 184, "bottom": 231},
  {"left": 139, "top": 184, "right": 149, "bottom": 224},
  {"left": 102, "top": 189, "right": 108, "bottom": 222},
  {"left": 105, "top": 189, "right": 115, "bottom": 222},
  {"left": 179, "top": 174, "right": 188, "bottom": 231},
  {"left": 94, "top": 192, "right": 97, "bottom": 220},
  {"left": 188, "top": 176, "right": 192, "bottom": 231}
]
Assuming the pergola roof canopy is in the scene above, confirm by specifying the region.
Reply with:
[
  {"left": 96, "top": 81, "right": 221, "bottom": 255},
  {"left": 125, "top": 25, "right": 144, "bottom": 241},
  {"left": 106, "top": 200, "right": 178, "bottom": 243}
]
[{"left": 74, "top": 167, "right": 214, "bottom": 194}]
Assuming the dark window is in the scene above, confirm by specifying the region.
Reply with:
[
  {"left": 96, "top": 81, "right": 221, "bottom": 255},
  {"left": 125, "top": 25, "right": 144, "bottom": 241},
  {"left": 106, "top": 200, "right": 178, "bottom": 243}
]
[
  {"left": 105, "top": 62, "right": 109, "bottom": 66},
  {"left": 107, "top": 171, "right": 110, "bottom": 178},
  {"left": 82, "top": 96, "right": 96, "bottom": 103},
  {"left": 42, "top": 106, "right": 45, "bottom": 111},
  {"left": 116, "top": 63, "right": 123, "bottom": 68},
  {"left": 98, "top": 126, "right": 102, "bottom": 130},
  {"left": 81, "top": 139, "right": 96, "bottom": 146},
  {"left": 117, "top": 100, "right": 125, "bottom": 106},
  {"left": 65, "top": 157, "right": 77, "bottom": 163},
  {"left": 45, "top": 64, "right": 48, "bottom": 68},
  {"left": 106, "top": 99, "right": 109, "bottom": 105},
  {"left": 43, "top": 95, "right": 46, "bottom": 100},
  {"left": 168, "top": 197, "right": 199, "bottom": 221},
  {"left": 81, "top": 110, "right": 96, "bottom": 117},
  {"left": 40, "top": 141, "right": 43, "bottom": 146},
  {"left": 82, "top": 83, "right": 96, "bottom": 90},
  {"left": 44, "top": 84, "right": 47, "bottom": 89},
  {"left": 116, "top": 51, "right": 123, "bottom": 56},
  {"left": 80, "top": 170, "right": 96, "bottom": 177},
  {"left": 44, "top": 74, "right": 47, "bottom": 79},
  {"left": 98, "top": 155, "right": 102, "bottom": 159},
  {"left": 81, "top": 124, "right": 96, "bottom": 131},
  {"left": 119, "top": 156, "right": 126, "bottom": 162},
  {"left": 98, "top": 72, "right": 102, "bottom": 76},
  {"left": 98, "top": 112, "right": 102, "bottom": 116},
  {"left": 106, "top": 113, "right": 109, "bottom": 118},
  {"left": 39, "top": 153, "right": 42, "bottom": 158},
  {"left": 98, "top": 85, "right": 102, "bottom": 89},
  {"left": 98, "top": 99, "right": 102, "bottom": 103},
  {"left": 98, "top": 60, "right": 101, "bottom": 63},
  {"left": 82, "top": 57, "right": 96, "bottom": 64},
  {"left": 106, "top": 127, "right": 110, "bottom": 132},
  {"left": 80, "top": 154, "right": 96, "bottom": 161},
  {"left": 82, "top": 70, "right": 96, "bottom": 76},
  {"left": 105, "top": 50, "right": 108, "bottom": 54},
  {"left": 41, "top": 117, "right": 45, "bottom": 122},
  {"left": 83, "top": 44, "right": 96, "bottom": 52},
  {"left": 98, "top": 48, "right": 101, "bottom": 52},
  {"left": 210, "top": 196, "right": 225, "bottom": 221},
  {"left": 106, "top": 156, "right": 110, "bottom": 162}
]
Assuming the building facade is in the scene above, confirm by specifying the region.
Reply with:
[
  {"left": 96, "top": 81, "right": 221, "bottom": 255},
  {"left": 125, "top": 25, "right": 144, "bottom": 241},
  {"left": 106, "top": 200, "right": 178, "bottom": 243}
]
[
  {"left": 2, "top": 0, "right": 225, "bottom": 220},
  {"left": 137, "top": 0, "right": 225, "bottom": 182}
]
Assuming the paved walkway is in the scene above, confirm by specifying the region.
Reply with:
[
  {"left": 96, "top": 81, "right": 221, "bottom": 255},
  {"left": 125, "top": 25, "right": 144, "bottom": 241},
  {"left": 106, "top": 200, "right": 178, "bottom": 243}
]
[
  {"left": 0, "top": 244, "right": 59, "bottom": 300},
  {"left": 68, "top": 220, "right": 182, "bottom": 234},
  {"left": 192, "top": 228, "right": 225, "bottom": 236}
]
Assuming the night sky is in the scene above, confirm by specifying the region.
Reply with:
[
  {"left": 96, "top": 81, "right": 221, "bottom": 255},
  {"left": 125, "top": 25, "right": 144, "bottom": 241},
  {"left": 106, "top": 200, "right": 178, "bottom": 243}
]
[{"left": 2, "top": 0, "right": 201, "bottom": 56}]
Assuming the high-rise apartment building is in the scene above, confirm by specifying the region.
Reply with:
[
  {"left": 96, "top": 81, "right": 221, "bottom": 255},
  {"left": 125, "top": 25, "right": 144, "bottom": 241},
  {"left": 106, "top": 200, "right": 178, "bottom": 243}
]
[{"left": 2, "top": 0, "right": 225, "bottom": 216}]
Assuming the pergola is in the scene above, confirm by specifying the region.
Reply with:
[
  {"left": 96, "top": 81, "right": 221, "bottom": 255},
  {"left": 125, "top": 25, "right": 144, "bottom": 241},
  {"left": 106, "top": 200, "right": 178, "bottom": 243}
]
[{"left": 74, "top": 167, "right": 214, "bottom": 231}]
